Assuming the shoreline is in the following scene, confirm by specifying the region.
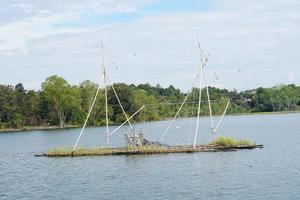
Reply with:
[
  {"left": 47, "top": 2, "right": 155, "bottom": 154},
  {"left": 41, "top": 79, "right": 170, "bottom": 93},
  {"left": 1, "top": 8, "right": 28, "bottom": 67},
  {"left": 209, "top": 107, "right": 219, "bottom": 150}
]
[
  {"left": 1, "top": 110, "right": 299, "bottom": 133},
  {"left": 0, "top": 125, "right": 80, "bottom": 133}
]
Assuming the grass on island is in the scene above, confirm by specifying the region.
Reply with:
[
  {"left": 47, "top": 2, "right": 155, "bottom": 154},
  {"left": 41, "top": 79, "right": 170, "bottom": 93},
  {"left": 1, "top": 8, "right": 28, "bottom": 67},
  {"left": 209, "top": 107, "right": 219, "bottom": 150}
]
[
  {"left": 125, "top": 145, "right": 169, "bottom": 152},
  {"left": 47, "top": 147, "right": 125, "bottom": 156},
  {"left": 45, "top": 137, "right": 257, "bottom": 156},
  {"left": 213, "top": 135, "right": 255, "bottom": 147},
  {"left": 46, "top": 145, "right": 170, "bottom": 156}
]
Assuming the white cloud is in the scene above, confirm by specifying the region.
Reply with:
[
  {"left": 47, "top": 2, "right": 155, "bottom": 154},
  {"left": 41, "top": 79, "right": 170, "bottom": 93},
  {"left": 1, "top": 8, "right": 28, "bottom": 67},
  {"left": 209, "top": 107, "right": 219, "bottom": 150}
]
[
  {"left": 0, "top": 0, "right": 153, "bottom": 51},
  {"left": 287, "top": 72, "right": 296, "bottom": 82},
  {"left": 0, "top": 0, "right": 300, "bottom": 91},
  {"left": 11, "top": 4, "right": 37, "bottom": 14}
]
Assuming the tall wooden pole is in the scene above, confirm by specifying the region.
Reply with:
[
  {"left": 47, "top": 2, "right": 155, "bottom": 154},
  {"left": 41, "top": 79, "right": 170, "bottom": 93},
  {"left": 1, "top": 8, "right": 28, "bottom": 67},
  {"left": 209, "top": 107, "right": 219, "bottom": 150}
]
[
  {"left": 203, "top": 65, "right": 215, "bottom": 143},
  {"left": 193, "top": 69, "right": 203, "bottom": 148},
  {"left": 101, "top": 40, "right": 110, "bottom": 145}
]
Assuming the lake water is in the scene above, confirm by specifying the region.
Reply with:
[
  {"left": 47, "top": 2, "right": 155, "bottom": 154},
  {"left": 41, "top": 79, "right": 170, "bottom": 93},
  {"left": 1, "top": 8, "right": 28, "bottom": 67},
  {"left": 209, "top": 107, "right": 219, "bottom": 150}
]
[{"left": 0, "top": 113, "right": 300, "bottom": 200}]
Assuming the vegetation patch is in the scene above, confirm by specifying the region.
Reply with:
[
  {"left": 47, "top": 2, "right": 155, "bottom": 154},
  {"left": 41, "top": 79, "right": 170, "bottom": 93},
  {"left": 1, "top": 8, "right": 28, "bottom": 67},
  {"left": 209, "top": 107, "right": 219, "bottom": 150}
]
[
  {"left": 213, "top": 135, "right": 255, "bottom": 147},
  {"left": 40, "top": 142, "right": 263, "bottom": 157},
  {"left": 46, "top": 145, "right": 170, "bottom": 156},
  {"left": 1, "top": 75, "right": 299, "bottom": 130},
  {"left": 47, "top": 147, "right": 73, "bottom": 155},
  {"left": 127, "top": 145, "right": 169, "bottom": 152}
]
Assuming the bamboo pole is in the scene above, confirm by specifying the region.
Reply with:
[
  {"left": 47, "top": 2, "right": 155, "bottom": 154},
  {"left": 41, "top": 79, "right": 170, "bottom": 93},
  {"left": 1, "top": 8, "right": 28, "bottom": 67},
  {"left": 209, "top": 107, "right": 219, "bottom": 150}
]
[
  {"left": 159, "top": 90, "right": 191, "bottom": 143},
  {"left": 72, "top": 79, "right": 102, "bottom": 151},
  {"left": 101, "top": 40, "right": 110, "bottom": 145},
  {"left": 214, "top": 99, "right": 230, "bottom": 133},
  {"left": 159, "top": 64, "right": 203, "bottom": 143},
  {"left": 203, "top": 67, "right": 215, "bottom": 142},
  {"left": 193, "top": 65, "right": 203, "bottom": 148},
  {"left": 108, "top": 105, "right": 145, "bottom": 137},
  {"left": 106, "top": 76, "right": 133, "bottom": 131}
]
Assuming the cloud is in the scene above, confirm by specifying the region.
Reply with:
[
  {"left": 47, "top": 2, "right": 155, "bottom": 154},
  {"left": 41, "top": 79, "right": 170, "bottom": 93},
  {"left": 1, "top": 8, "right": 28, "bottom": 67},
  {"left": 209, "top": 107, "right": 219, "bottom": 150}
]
[
  {"left": 11, "top": 4, "right": 37, "bottom": 14},
  {"left": 0, "top": 0, "right": 153, "bottom": 51},
  {"left": 286, "top": 72, "right": 296, "bottom": 82},
  {"left": 0, "top": 0, "right": 300, "bottom": 91}
]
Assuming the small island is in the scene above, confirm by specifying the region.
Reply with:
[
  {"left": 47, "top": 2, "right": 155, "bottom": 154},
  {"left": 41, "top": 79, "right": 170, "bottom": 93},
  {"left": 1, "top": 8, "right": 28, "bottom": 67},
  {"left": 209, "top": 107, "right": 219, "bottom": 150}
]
[
  {"left": 34, "top": 44, "right": 267, "bottom": 158},
  {"left": 36, "top": 136, "right": 263, "bottom": 157}
]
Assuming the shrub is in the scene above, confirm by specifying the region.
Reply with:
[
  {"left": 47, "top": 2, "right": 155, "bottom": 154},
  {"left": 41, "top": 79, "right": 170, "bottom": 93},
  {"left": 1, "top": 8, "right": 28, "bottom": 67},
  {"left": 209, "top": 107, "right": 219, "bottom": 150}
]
[{"left": 214, "top": 135, "right": 254, "bottom": 147}]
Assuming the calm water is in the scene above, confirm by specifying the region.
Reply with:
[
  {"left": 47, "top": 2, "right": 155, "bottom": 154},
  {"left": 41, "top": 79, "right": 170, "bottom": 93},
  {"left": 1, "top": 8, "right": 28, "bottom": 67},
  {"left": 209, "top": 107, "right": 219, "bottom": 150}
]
[{"left": 0, "top": 113, "right": 300, "bottom": 200}]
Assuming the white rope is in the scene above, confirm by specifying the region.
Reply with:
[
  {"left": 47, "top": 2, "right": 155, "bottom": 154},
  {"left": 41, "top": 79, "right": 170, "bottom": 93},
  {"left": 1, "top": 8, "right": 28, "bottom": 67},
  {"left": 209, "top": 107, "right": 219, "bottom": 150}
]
[
  {"left": 106, "top": 76, "right": 133, "bottom": 130},
  {"left": 159, "top": 91, "right": 191, "bottom": 143},
  {"left": 159, "top": 71, "right": 201, "bottom": 143},
  {"left": 72, "top": 79, "right": 102, "bottom": 151},
  {"left": 214, "top": 99, "right": 230, "bottom": 133},
  {"left": 108, "top": 105, "right": 145, "bottom": 137}
]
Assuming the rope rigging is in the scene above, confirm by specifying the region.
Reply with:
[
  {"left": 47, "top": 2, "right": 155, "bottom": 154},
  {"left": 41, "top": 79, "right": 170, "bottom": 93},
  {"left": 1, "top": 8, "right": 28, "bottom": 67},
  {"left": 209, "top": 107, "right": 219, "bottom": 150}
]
[
  {"left": 72, "top": 40, "right": 231, "bottom": 151},
  {"left": 159, "top": 41, "right": 230, "bottom": 148}
]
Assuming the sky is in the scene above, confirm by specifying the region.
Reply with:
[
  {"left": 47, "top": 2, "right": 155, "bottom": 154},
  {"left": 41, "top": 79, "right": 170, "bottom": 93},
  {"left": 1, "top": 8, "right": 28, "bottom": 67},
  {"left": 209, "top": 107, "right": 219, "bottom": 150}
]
[{"left": 0, "top": 0, "right": 299, "bottom": 91}]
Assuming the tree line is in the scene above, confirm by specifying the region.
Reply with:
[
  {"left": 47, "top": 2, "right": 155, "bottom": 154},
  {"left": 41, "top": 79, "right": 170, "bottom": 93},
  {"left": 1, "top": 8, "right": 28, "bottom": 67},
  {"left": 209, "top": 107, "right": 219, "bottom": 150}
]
[{"left": 0, "top": 75, "right": 299, "bottom": 129}]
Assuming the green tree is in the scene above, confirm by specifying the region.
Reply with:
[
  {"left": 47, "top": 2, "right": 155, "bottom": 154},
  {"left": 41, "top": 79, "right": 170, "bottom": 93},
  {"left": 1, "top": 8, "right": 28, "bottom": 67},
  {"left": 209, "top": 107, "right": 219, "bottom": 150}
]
[
  {"left": 79, "top": 80, "right": 97, "bottom": 113},
  {"left": 14, "top": 83, "right": 26, "bottom": 126},
  {"left": 1, "top": 76, "right": 300, "bottom": 129},
  {"left": 253, "top": 87, "right": 273, "bottom": 112},
  {"left": 41, "top": 75, "right": 81, "bottom": 127},
  {"left": 108, "top": 83, "right": 135, "bottom": 123},
  {"left": 23, "top": 90, "right": 40, "bottom": 126},
  {"left": 132, "top": 89, "right": 159, "bottom": 121}
]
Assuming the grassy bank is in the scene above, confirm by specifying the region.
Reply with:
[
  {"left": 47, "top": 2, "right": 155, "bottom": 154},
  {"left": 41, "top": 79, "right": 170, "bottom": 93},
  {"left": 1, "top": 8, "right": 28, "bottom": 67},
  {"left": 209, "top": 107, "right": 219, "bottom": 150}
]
[{"left": 0, "top": 125, "right": 80, "bottom": 133}]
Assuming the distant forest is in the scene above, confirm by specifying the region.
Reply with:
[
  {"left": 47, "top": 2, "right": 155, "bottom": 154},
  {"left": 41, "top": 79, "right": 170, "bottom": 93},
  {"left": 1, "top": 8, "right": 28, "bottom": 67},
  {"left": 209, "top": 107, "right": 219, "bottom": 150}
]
[{"left": 0, "top": 75, "right": 299, "bottom": 129}]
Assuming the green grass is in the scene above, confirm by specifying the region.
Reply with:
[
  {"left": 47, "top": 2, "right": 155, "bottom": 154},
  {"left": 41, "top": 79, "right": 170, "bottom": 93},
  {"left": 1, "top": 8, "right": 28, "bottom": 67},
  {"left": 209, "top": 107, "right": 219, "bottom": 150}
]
[
  {"left": 47, "top": 147, "right": 73, "bottom": 155},
  {"left": 126, "top": 145, "right": 169, "bottom": 152},
  {"left": 45, "top": 139, "right": 257, "bottom": 156},
  {"left": 46, "top": 145, "right": 169, "bottom": 156},
  {"left": 47, "top": 147, "right": 121, "bottom": 155},
  {"left": 213, "top": 135, "right": 255, "bottom": 147}
]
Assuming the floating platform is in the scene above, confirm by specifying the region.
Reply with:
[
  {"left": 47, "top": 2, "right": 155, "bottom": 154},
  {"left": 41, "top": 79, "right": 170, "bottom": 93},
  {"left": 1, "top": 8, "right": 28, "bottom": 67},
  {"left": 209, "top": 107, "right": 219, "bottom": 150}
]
[{"left": 35, "top": 144, "right": 264, "bottom": 157}]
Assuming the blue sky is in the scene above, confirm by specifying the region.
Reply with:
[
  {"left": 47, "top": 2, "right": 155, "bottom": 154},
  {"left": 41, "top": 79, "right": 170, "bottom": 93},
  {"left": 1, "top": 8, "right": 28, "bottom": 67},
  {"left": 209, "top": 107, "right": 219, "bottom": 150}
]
[{"left": 0, "top": 0, "right": 299, "bottom": 91}]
